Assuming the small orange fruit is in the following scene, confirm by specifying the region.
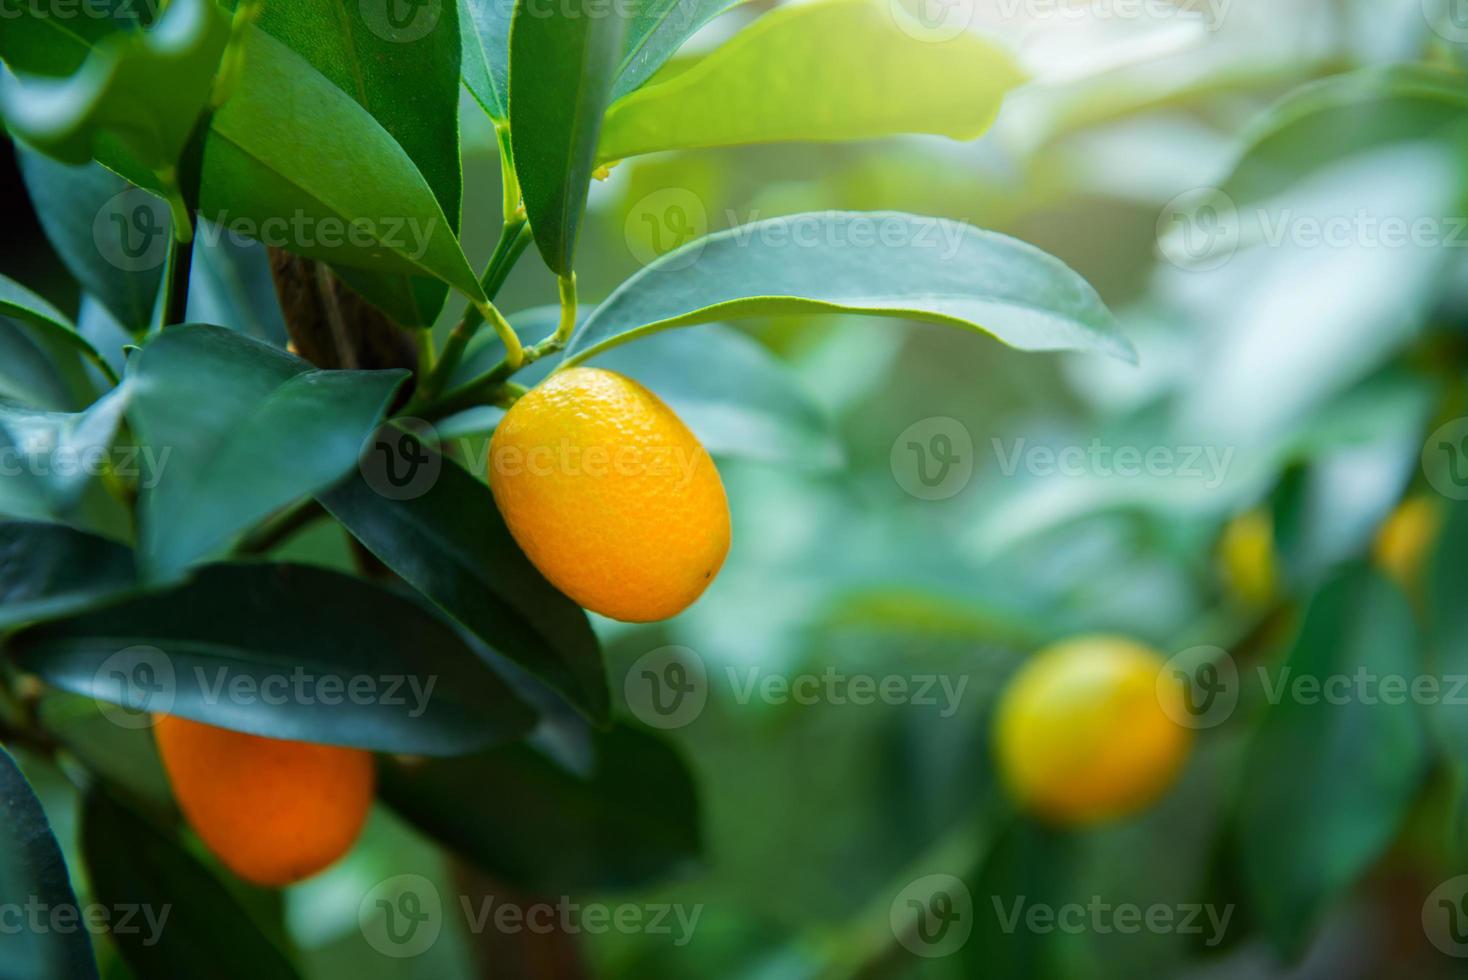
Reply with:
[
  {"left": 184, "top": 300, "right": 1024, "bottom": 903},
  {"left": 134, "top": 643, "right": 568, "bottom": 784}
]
[
  {"left": 994, "top": 636, "right": 1192, "bottom": 825},
  {"left": 154, "top": 715, "right": 374, "bottom": 887},
  {"left": 1373, "top": 494, "right": 1441, "bottom": 596},
  {"left": 1218, "top": 509, "right": 1277, "bottom": 607},
  {"left": 488, "top": 367, "right": 731, "bottom": 622}
]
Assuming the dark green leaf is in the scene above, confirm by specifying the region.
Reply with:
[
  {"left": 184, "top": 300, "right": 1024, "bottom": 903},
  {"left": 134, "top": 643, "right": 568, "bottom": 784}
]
[
  {"left": 0, "top": 384, "right": 132, "bottom": 522},
  {"left": 319, "top": 452, "right": 609, "bottom": 723},
  {"left": 0, "top": 746, "right": 99, "bottom": 980},
  {"left": 1236, "top": 564, "right": 1429, "bottom": 954},
  {"left": 39, "top": 693, "right": 175, "bottom": 817},
  {"left": 125, "top": 324, "right": 406, "bottom": 581},
  {"left": 598, "top": 0, "right": 1025, "bottom": 161},
  {"left": 188, "top": 218, "right": 289, "bottom": 345},
  {"left": 0, "top": 274, "right": 108, "bottom": 410},
  {"left": 16, "top": 147, "right": 163, "bottom": 332},
  {"left": 380, "top": 723, "right": 701, "bottom": 891},
  {"left": 462, "top": 0, "right": 512, "bottom": 122},
  {"left": 509, "top": 0, "right": 628, "bottom": 274},
  {"left": 81, "top": 785, "right": 300, "bottom": 979},
  {"left": 0, "top": 0, "right": 231, "bottom": 171},
  {"left": 249, "top": 0, "right": 462, "bottom": 326},
  {"left": 0, "top": 522, "right": 137, "bottom": 631},
  {"left": 612, "top": 0, "right": 741, "bottom": 99},
  {"left": 564, "top": 211, "right": 1134, "bottom": 365},
  {"left": 9, "top": 562, "right": 537, "bottom": 754}
]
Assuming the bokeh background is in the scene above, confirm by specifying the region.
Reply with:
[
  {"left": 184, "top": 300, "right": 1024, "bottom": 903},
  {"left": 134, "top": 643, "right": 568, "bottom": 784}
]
[{"left": 6, "top": 0, "right": 1468, "bottom": 976}]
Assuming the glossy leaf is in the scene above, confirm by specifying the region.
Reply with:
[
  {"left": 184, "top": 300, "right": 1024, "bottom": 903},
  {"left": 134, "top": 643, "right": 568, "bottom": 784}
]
[
  {"left": 81, "top": 786, "right": 300, "bottom": 979},
  {"left": 0, "top": 746, "right": 100, "bottom": 980},
  {"left": 16, "top": 147, "right": 163, "bottom": 332},
  {"left": 0, "top": 386, "right": 131, "bottom": 523},
  {"left": 188, "top": 218, "right": 290, "bottom": 344},
  {"left": 380, "top": 723, "right": 701, "bottom": 891},
  {"left": 509, "top": 0, "right": 628, "bottom": 275},
  {"left": 612, "top": 0, "right": 742, "bottom": 99},
  {"left": 0, "top": 523, "right": 136, "bottom": 631},
  {"left": 125, "top": 324, "right": 406, "bottom": 580},
  {"left": 9, "top": 562, "right": 537, "bottom": 754},
  {"left": 1236, "top": 565, "right": 1428, "bottom": 954},
  {"left": 0, "top": 0, "right": 231, "bottom": 170},
  {"left": 462, "top": 0, "right": 512, "bottom": 121},
  {"left": 450, "top": 307, "right": 841, "bottom": 467},
  {"left": 564, "top": 211, "right": 1134, "bottom": 365},
  {"left": 319, "top": 452, "right": 609, "bottom": 722},
  {"left": 598, "top": 0, "right": 1025, "bottom": 161},
  {"left": 250, "top": 0, "right": 462, "bottom": 325}
]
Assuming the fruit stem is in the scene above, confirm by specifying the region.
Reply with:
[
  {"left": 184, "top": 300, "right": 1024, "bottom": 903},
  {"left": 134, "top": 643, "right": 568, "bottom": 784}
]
[{"left": 555, "top": 273, "right": 577, "bottom": 345}]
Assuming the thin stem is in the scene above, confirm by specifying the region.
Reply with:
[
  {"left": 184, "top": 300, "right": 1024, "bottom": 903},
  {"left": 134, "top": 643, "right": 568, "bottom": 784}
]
[
  {"left": 555, "top": 273, "right": 577, "bottom": 344},
  {"left": 157, "top": 176, "right": 195, "bottom": 331},
  {"left": 415, "top": 328, "right": 436, "bottom": 376},
  {"left": 478, "top": 300, "right": 524, "bottom": 370},
  {"left": 496, "top": 122, "right": 522, "bottom": 224},
  {"left": 235, "top": 499, "right": 326, "bottom": 556}
]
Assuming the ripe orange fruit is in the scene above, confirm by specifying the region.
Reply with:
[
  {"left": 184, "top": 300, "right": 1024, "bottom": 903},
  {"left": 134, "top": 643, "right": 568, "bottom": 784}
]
[
  {"left": 994, "top": 636, "right": 1192, "bottom": 825},
  {"left": 153, "top": 715, "right": 374, "bottom": 886},
  {"left": 488, "top": 367, "right": 731, "bottom": 622}
]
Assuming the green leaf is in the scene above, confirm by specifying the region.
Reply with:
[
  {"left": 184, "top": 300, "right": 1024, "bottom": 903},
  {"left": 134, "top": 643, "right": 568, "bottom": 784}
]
[
  {"left": 564, "top": 211, "right": 1134, "bottom": 366},
  {"left": 189, "top": 218, "right": 290, "bottom": 344},
  {"left": 462, "top": 0, "right": 512, "bottom": 121},
  {"left": 196, "top": 26, "right": 484, "bottom": 298},
  {"left": 81, "top": 785, "right": 300, "bottom": 978},
  {"left": 16, "top": 147, "right": 163, "bottom": 332},
  {"left": 0, "top": 385, "right": 132, "bottom": 523},
  {"left": 1236, "top": 564, "right": 1429, "bottom": 954},
  {"left": 0, "top": 746, "right": 100, "bottom": 980},
  {"left": 1428, "top": 502, "right": 1468, "bottom": 748},
  {"left": 1225, "top": 64, "right": 1468, "bottom": 204},
  {"left": 509, "top": 0, "right": 628, "bottom": 275},
  {"left": 0, "top": 523, "right": 137, "bottom": 631},
  {"left": 320, "top": 452, "right": 610, "bottom": 723},
  {"left": 0, "top": 275, "right": 106, "bottom": 411},
  {"left": 9, "top": 562, "right": 537, "bottom": 754},
  {"left": 125, "top": 324, "right": 405, "bottom": 581},
  {"left": 39, "top": 693, "right": 175, "bottom": 817},
  {"left": 0, "top": 0, "right": 231, "bottom": 170},
  {"left": 380, "top": 723, "right": 701, "bottom": 891},
  {"left": 597, "top": 0, "right": 1025, "bottom": 161},
  {"left": 248, "top": 0, "right": 463, "bottom": 326},
  {"left": 612, "top": 0, "right": 742, "bottom": 99},
  {"left": 450, "top": 308, "right": 841, "bottom": 467}
]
